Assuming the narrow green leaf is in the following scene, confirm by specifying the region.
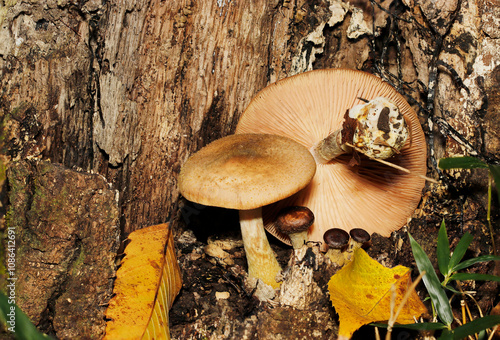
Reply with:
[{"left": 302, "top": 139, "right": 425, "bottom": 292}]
[
  {"left": 408, "top": 232, "right": 454, "bottom": 326},
  {"left": 437, "top": 219, "right": 451, "bottom": 276},
  {"left": 449, "top": 272, "right": 500, "bottom": 282},
  {"left": 0, "top": 292, "right": 52, "bottom": 340},
  {"left": 452, "top": 254, "right": 500, "bottom": 272},
  {"left": 438, "top": 157, "right": 488, "bottom": 170},
  {"left": 448, "top": 233, "right": 473, "bottom": 271},
  {"left": 371, "top": 322, "right": 448, "bottom": 331},
  {"left": 442, "top": 284, "right": 462, "bottom": 295},
  {"left": 439, "top": 329, "right": 454, "bottom": 340},
  {"left": 451, "top": 315, "right": 500, "bottom": 340},
  {"left": 489, "top": 164, "right": 500, "bottom": 203}
]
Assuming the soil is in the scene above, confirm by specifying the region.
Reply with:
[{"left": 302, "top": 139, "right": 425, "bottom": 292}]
[{"left": 167, "top": 174, "right": 500, "bottom": 340}]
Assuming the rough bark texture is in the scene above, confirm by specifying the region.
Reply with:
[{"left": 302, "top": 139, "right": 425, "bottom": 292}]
[
  {"left": 0, "top": 0, "right": 499, "bottom": 338},
  {"left": 1, "top": 0, "right": 497, "bottom": 232},
  {"left": 5, "top": 160, "right": 120, "bottom": 338}
]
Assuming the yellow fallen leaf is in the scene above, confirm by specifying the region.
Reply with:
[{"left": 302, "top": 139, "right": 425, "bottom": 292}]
[
  {"left": 328, "top": 248, "right": 427, "bottom": 339},
  {"left": 104, "top": 224, "right": 182, "bottom": 340}
]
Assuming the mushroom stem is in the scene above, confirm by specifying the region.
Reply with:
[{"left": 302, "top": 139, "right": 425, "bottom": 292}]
[
  {"left": 312, "top": 97, "right": 409, "bottom": 163},
  {"left": 325, "top": 248, "right": 346, "bottom": 266},
  {"left": 288, "top": 231, "right": 309, "bottom": 250},
  {"left": 344, "top": 228, "right": 372, "bottom": 262},
  {"left": 239, "top": 208, "right": 282, "bottom": 289},
  {"left": 312, "top": 129, "right": 352, "bottom": 163}
]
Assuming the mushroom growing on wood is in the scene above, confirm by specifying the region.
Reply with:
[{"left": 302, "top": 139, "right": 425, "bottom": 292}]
[
  {"left": 235, "top": 69, "right": 427, "bottom": 251},
  {"left": 275, "top": 206, "right": 314, "bottom": 250},
  {"left": 324, "top": 228, "right": 350, "bottom": 266},
  {"left": 178, "top": 133, "right": 316, "bottom": 288},
  {"left": 349, "top": 228, "right": 372, "bottom": 250},
  {"left": 345, "top": 228, "right": 372, "bottom": 261}
]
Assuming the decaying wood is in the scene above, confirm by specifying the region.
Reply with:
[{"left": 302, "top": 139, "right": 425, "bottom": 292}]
[
  {"left": 0, "top": 0, "right": 499, "bottom": 338},
  {"left": 6, "top": 160, "right": 119, "bottom": 338}
]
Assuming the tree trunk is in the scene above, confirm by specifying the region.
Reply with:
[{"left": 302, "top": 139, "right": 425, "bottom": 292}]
[
  {"left": 2, "top": 0, "right": 498, "bottom": 233},
  {"left": 1, "top": 0, "right": 499, "bottom": 338}
]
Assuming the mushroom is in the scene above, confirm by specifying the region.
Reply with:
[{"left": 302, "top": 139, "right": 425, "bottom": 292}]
[
  {"left": 275, "top": 206, "right": 314, "bottom": 250},
  {"left": 235, "top": 68, "right": 427, "bottom": 251},
  {"left": 349, "top": 228, "right": 372, "bottom": 249},
  {"left": 345, "top": 228, "right": 372, "bottom": 261},
  {"left": 323, "top": 228, "right": 350, "bottom": 266},
  {"left": 315, "top": 96, "right": 409, "bottom": 162},
  {"left": 178, "top": 133, "right": 316, "bottom": 288}
]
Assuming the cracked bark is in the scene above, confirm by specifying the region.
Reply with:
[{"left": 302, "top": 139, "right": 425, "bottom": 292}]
[
  {"left": 6, "top": 160, "right": 120, "bottom": 338},
  {"left": 1, "top": 0, "right": 499, "bottom": 338}
]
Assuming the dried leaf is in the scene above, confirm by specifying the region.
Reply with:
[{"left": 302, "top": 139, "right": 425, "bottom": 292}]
[
  {"left": 104, "top": 224, "right": 182, "bottom": 339},
  {"left": 328, "top": 249, "right": 427, "bottom": 339}
]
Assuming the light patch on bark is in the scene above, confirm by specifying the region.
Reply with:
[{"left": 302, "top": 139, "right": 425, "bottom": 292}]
[
  {"left": 347, "top": 7, "right": 372, "bottom": 39},
  {"left": 290, "top": 22, "right": 327, "bottom": 75},
  {"left": 463, "top": 38, "right": 500, "bottom": 111},
  {"left": 327, "top": 0, "right": 348, "bottom": 27}
]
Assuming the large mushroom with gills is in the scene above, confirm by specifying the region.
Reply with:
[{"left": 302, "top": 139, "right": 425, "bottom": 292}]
[
  {"left": 235, "top": 69, "right": 427, "bottom": 252},
  {"left": 178, "top": 133, "right": 316, "bottom": 288}
]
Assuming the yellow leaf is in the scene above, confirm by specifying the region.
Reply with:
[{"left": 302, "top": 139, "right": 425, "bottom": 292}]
[
  {"left": 328, "top": 248, "right": 427, "bottom": 339},
  {"left": 104, "top": 224, "right": 182, "bottom": 340}
]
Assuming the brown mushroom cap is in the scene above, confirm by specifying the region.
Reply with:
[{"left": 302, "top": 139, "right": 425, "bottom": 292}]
[
  {"left": 178, "top": 133, "right": 317, "bottom": 210},
  {"left": 235, "top": 69, "right": 427, "bottom": 251},
  {"left": 275, "top": 206, "right": 315, "bottom": 235},
  {"left": 349, "top": 228, "right": 371, "bottom": 244},
  {"left": 324, "top": 228, "right": 350, "bottom": 250}
]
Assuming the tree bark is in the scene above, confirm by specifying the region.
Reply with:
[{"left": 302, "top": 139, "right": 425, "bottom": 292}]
[{"left": 1, "top": 0, "right": 498, "bottom": 234}]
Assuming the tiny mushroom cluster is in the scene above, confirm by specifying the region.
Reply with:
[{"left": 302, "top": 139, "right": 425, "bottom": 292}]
[
  {"left": 236, "top": 68, "right": 427, "bottom": 252},
  {"left": 324, "top": 228, "right": 373, "bottom": 266},
  {"left": 179, "top": 133, "right": 316, "bottom": 288}
]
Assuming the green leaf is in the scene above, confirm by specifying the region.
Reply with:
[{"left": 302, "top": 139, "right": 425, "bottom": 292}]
[
  {"left": 439, "top": 328, "right": 455, "bottom": 340},
  {"left": 441, "top": 284, "right": 462, "bottom": 295},
  {"left": 371, "top": 322, "right": 448, "bottom": 331},
  {"left": 437, "top": 219, "right": 451, "bottom": 276},
  {"left": 0, "top": 292, "right": 52, "bottom": 340},
  {"left": 489, "top": 164, "right": 500, "bottom": 203},
  {"left": 408, "top": 232, "right": 454, "bottom": 326},
  {"left": 450, "top": 315, "right": 500, "bottom": 340},
  {"left": 452, "top": 254, "right": 500, "bottom": 272},
  {"left": 438, "top": 157, "right": 488, "bottom": 170},
  {"left": 448, "top": 233, "right": 473, "bottom": 271},
  {"left": 449, "top": 272, "right": 500, "bottom": 282}
]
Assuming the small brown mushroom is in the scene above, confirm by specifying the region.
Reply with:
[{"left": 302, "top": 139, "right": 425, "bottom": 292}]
[
  {"left": 345, "top": 228, "right": 372, "bottom": 261},
  {"left": 179, "top": 133, "right": 316, "bottom": 288},
  {"left": 350, "top": 228, "right": 371, "bottom": 249},
  {"left": 323, "top": 228, "right": 350, "bottom": 266},
  {"left": 275, "top": 206, "right": 314, "bottom": 250}
]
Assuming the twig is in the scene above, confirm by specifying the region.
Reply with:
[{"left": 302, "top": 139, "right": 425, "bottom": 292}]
[
  {"left": 386, "top": 271, "right": 425, "bottom": 340},
  {"left": 345, "top": 143, "right": 439, "bottom": 183}
]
